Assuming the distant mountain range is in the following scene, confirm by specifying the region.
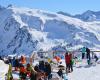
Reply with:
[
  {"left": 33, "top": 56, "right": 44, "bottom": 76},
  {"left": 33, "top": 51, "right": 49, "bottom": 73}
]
[{"left": 58, "top": 10, "right": 100, "bottom": 21}]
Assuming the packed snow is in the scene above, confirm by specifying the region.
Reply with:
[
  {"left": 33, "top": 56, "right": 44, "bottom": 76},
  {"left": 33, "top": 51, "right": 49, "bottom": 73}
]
[
  {"left": 68, "top": 61, "right": 100, "bottom": 80},
  {"left": 0, "top": 60, "right": 9, "bottom": 80}
]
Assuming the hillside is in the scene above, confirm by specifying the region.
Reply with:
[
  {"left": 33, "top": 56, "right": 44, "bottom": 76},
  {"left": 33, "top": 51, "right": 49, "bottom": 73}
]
[{"left": 0, "top": 6, "right": 100, "bottom": 55}]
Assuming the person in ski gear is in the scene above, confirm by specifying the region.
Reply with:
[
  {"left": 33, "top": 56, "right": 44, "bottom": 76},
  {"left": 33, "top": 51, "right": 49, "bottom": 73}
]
[
  {"left": 86, "top": 47, "right": 91, "bottom": 65},
  {"left": 26, "top": 64, "right": 37, "bottom": 80},
  {"left": 38, "top": 60, "right": 45, "bottom": 72},
  {"left": 14, "top": 58, "right": 20, "bottom": 71},
  {"left": 44, "top": 62, "right": 52, "bottom": 79},
  {"left": 26, "top": 63, "right": 32, "bottom": 77},
  {"left": 65, "top": 52, "right": 71, "bottom": 72},
  {"left": 81, "top": 47, "right": 86, "bottom": 59},
  {"left": 30, "top": 66, "right": 37, "bottom": 80},
  {"left": 69, "top": 53, "right": 73, "bottom": 72},
  {"left": 57, "top": 64, "right": 68, "bottom": 80},
  {"left": 20, "top": 55, "right": 26, "bottom": 64},
  {"left": 54, "top": 56, "right": 61, "bottom": 63},
  {"left": 57, "top": 68, "right": 63, "bottom": 78},
  {"left": 7, "top": 63, "right": 13, "bottom": 80},
  {"left": 57, "top": 64, "right": 65, "bottom": 78},
  {"left": 19, "top": 64, "right": 27, "bottom": 80},
  {"left": 94, "top": 53, "right": 98, "bottom": 62},
  {"left": 34, "top": 65, "right": 46, "bottom": 80}
]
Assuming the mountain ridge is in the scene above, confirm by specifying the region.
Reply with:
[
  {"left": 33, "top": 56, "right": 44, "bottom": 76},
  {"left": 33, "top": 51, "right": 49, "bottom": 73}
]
[
  {"left": 0, "top": 6, "right": 100, "bottom": 55},
  {"left": 58, "top": 10, "right": 100, "bottom": 21}
]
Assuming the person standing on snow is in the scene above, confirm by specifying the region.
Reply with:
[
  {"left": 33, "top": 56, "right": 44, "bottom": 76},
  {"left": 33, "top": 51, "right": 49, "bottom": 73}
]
[
  {"left": 93, "top": 53, "right": 98, "bottom": 62},
  {"left": 86, "top": 47, "right": 91, "bottom": 65},
  {"left": 69, "top": 53, "right": 73, "bottom": 72},
  {"left": 65, "top": 52, "right": 71, "bottom": 73},
  {"left": 81, "top": 47, "right": 86, "bottom": 59}
]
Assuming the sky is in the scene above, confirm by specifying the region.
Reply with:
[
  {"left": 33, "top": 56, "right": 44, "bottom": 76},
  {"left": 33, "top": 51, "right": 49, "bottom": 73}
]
[{"left": 0, "top": 0, "right": 100, "bottom": 15}]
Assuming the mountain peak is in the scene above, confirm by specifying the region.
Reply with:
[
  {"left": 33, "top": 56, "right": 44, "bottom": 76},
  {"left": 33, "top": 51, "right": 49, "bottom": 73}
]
[
  {"left": 84, "top": 10, "right": 94, "bottom": 13},
  {"left": 57, "top": 11, "right": 72, "bottom": 17},
  {"left": 0, "top": 5, "right": 5, "bottom": 10},
  {"left": 57, "top": 10, "right": 100, "bottom": 21},
  {"left": 74, "top": 10, "right": 100, "bottom": 21},
  {"left": 7, "top": 4, "right": 13, "bottom": 8}
]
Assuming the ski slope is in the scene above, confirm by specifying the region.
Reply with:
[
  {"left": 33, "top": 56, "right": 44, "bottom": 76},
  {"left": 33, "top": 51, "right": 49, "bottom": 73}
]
[
  {"left": 55, "top": 59, "right": 100, "bottom": 80},
  {"left": 68, "top": 60, "right": 100, "bottom": 80}
]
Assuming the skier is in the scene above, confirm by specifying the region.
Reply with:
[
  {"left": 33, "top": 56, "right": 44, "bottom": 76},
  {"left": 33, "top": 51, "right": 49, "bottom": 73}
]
[
  {"left": 65, "top": 52, "right": 71, "bottom": 73},
  {"left": 86, "top": 47, "right": 91, "bottom": 65},
  {"left": 81, "top": 47, "right": 86, "bottom": 59}
]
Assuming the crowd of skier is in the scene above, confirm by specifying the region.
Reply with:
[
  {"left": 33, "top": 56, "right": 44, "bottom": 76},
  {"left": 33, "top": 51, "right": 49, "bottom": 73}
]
[{"left": 0, "top": 47, "right": 99, "bottom": 80}]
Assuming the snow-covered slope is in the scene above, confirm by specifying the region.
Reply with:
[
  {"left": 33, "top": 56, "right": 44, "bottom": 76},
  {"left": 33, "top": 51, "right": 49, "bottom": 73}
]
[
  {"left": 68, "top": 62, "right": 100, "bottom": 80},
  {"left": 0, "top": 6, "right": 100, "bottom": 55}
]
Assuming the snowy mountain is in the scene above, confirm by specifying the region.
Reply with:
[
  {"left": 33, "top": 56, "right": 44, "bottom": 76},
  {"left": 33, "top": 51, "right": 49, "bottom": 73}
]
[
  {"left": 74, "top": 10, "right": 100, "bottom": 21},
  {"left": 57, "top": 11, "right": 72, "bottom": 17},
  {"left": 0, "top": 6, "right": 100, "bottom": 55},
  {"left": 58, "top": 10, "right": 100, "bottom": 21}
]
